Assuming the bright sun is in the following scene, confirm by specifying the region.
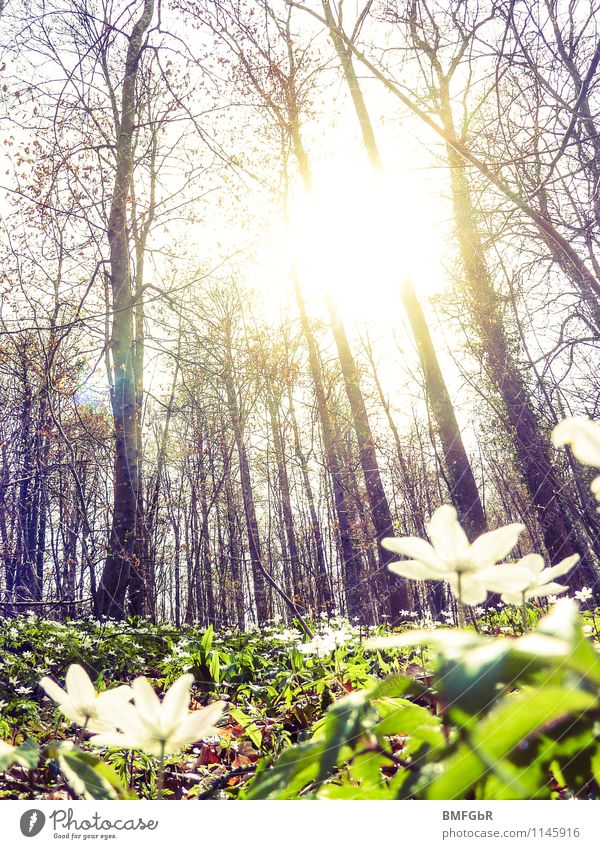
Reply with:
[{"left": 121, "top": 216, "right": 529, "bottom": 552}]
[{"left": 284, "top": 153, "right": 451, "bottom": 324}]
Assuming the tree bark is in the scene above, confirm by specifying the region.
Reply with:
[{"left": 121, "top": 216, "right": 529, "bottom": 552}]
[
  {"left": 326, "top": 295, "right": 411, "bottom": 618},
  {"left": 96, "top": 0, "right": 154, "bottom": 617},
  {"left": 399, "top": 279, "right": 487, "bottom": 540}
]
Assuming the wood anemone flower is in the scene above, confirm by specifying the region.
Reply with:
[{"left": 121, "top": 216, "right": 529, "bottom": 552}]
[
  {"left": 498, "top": 553, "right": 580, "bottom": 606},
  {"left": 382, "top": 504, "right": 528, "bottom": 605},
  {"left": 552, "top": 416, "right": 600, "bottom": 467},
  {"left": 553, "top": 417, "right": 600, "bottom": 509},
  {"left": 89, "top": 673, "right": 225, "bottom": 757},
  {"left": 39, "top": 664, "right": 133, "bottom": 732}
]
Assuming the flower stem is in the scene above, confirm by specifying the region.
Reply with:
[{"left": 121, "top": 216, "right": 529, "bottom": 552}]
[
  {"left": 78, "top": 717, "right": 89, "bottom": 746},
  {"left": 521, "top": 594, "right": 528, "bottom": 633},
  {"left": 457, "top": 575, "right": 466, "bottom": 627},
  {"left": 156, "top": 744, "right": 165, "bottom": 800}
]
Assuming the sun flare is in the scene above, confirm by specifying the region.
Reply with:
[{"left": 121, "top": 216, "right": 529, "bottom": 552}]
[{"left": 285, "top": 154, "right": 451, "bottom": 322}]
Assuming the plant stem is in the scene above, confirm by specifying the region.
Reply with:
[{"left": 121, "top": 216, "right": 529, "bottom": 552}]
[
  {"left": 457, "top": 574, "right": 466, "bottom": 627},
  {"left": 156, "top": 744, "right": 165, "bottom": 800},
  {"left": 521, "top": 594, "right": 528, "bottom": 633},
  {"left": 78, "top": 717, "right": 89, "bottom": 746}
]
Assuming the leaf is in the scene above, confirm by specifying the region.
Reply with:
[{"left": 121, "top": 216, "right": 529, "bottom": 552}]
[
  {"left": 314, "top": 692, "right": 376, "bottom": 783},
  {"left": 427, "top": 686, "right": 597, "bottom": 800},
  {"left": 374, "top": 698, "right": 445, "bottom": 750},
  {"left": 201, "top": 625, "right": 213, "bottom": 656},
  {"left": 14, "top": 738, "right": 40, "bottom": 770},
  {"left": 368, "top": 674, "right": 415, "bottom": 700},
  {"left": 245, "top": 740, "right": 324, "bottom": 800},
  {"left": 591, "top": 744, "right": 600, "bottom": 789},
  {"left": 51, "top": 743, "right": 123, "bottom": 800},
  {"left": 208, "top": 650, "right": 220, "bottom": 684},
  {"left": 0, "top": 738, "right": 40, "bottom": 772},
  {"left": 228, "top": 707, "right": 262, "bottom": 749}
]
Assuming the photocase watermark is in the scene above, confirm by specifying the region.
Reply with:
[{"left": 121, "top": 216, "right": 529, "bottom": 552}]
[
  {"left": 20, "top": 810, "right": 46, "bottom": 837},
  {"left": 18, "top": 808, "right": 158, "bottom": 841}
]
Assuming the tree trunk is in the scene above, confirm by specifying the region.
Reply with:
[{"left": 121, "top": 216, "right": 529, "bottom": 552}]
[
  {"left": 286, "top": 383, "right": 333, "bottom": 613},
  {"left": 291, "top": 271, "right": 364, "bottom": 619},
  {"left": 96, "top": 0, "right": 154, "bottom": 617},
  {"left": 223, "top": 331, "right": 269, "bottom": 622},
  {"left": 437, "top": 78, "right": 593, "bottom": 581},
  {"left": 326, "top": 295, "right": 410, "bottom": 618},
  {"left": 399, "top": 279, "right": 487, "bottom": 539}
]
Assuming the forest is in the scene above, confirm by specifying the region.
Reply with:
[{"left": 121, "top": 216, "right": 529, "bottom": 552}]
[{"left": 1, "top": 0, "right": 600, "bottom": 802}]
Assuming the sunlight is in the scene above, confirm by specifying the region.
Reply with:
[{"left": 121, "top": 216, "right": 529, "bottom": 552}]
[{"left": 286, "top": 153, "right": 450, "bottom": 322}]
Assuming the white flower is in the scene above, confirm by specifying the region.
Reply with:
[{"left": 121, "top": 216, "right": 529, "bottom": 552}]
[
  {"left": 298, "top": 633, "right": 337, "bottom": 658},
  {"left": 382, "top": 504, "right": 527, "bottom": 605},
  {"left": 326, "top": 626, "right": 353, "bottom": 646},
  {"left": 552, "top": 417, "right": 600, "bottom": 466},
  {"left": 497, "top": 553, "right": 579, "bottom": 605},
  {"left": 89, "top": 674, "right": 225, "bottom": 757},
  {"left": 553, "top": 417, "right": 600, "bottom": 508},
  {"left": 575, "top": 586, "right": 593, "bottom": 603},
  {"left": 40, "top": 664, "right": 133, "bottom": 732},
  {"left": 272, "top": 628, "right": 302, "bottom": 645}
]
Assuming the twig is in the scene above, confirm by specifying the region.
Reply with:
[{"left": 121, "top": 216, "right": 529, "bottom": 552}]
[{"left": 193, "top": 766, "right": 256, "bottom": 799}]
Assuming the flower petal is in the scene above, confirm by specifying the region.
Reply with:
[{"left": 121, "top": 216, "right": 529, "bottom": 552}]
[
  {"left": 539, "top": 554, "right": 579, "bottom": 584},
  {"left": 96, "top": 691, "right": 138, "bottom": 732},
  {"left": 168, "top": 701, "right": 226, "bottom": 750},
  {"left": 552, "top": 417, "right": 600, "bottom": 467},
  {"left": 388, "top": 560, "right": 445, "bottom": 581},
  {"left": 89, "top": 731, "right": 141, "bottom": 751},
  {"left": 132, "top": 677, "right": 161, "bottom": 726},
  {"left": 501, "top": 592, "right": 523, "bottom": 606},
  {"left": 469, "top": 523, "right": 525, "bottom": 567},
  {"left": 162, "top": 674, "right": 193, "bottom": 730},
  {"left": 382, "top": 537, "right": 446, "bottom": 572},
  {"left": 39, "top": 676, "right": 68, "bottom": 706},
  {"left": 477, "top": 565, "right": 532, "bottom": 594},
  {"left": 456, "top": 574, "right": 488, "bottom": 605},
  {"left": 514, "top": 553, "right": 545, "bottom": 576},
  {"left": 526, "top": 583, "right": 568, "bottom": 600},
  {"left": 65, "top": 664, "right": 95, "bottom": 706},
  {"left": 427, "top": 505, "right": 469, "bottom": 561}
]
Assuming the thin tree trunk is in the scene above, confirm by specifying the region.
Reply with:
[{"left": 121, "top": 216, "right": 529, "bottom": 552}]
[
  {"left": 400, "top": 280, "right": 487, "bottom": 539},
  {"left": 326, "top": 295, "right": 410, "bottom": 617},
  {"left": 97, "top": 0, "right": 154, "bottom": 617},
  {"left": 286, "top": 383, "right": 333, "bottom": 613}
]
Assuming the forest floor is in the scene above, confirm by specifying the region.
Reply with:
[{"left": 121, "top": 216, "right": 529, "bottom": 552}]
[{"left": 1, "top": 604, "right": 599, "bottom": 800}]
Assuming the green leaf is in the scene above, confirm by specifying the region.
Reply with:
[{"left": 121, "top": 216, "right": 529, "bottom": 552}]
[
  {"left": 229, "top": 707, "right": 262, "bottom": 749},
  {"left": 427, "top": 685, "right": 597, "bottom": 800},
  {"left": 14, "top": 738, "right": 40, "bottom": 770},
  {"left": 314, "top": 692, "right": 376, "bottom": 783},
  {"left": 0, "top": 738, "right": 39, "bottom": 772},
  {"left": 52, "top": 743, "right": 122, "bottom": 800},
  {"left": 591, "top": 744, "right": 600, "bottom": 788},
  {"left": 245, "top": 740, "right": 324, "bottom": 799},
  {"left": 208, "top": 650, "right": 220, "bottom": 684},
  {"left": 201, "top": 625, "right": 214, "bottom": 656},
  {"left": 369, "top": 674, "right": 415, "bottom": 700},
  {"left": 374, "top": 698, "right": 444, "bottom": 750}
]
